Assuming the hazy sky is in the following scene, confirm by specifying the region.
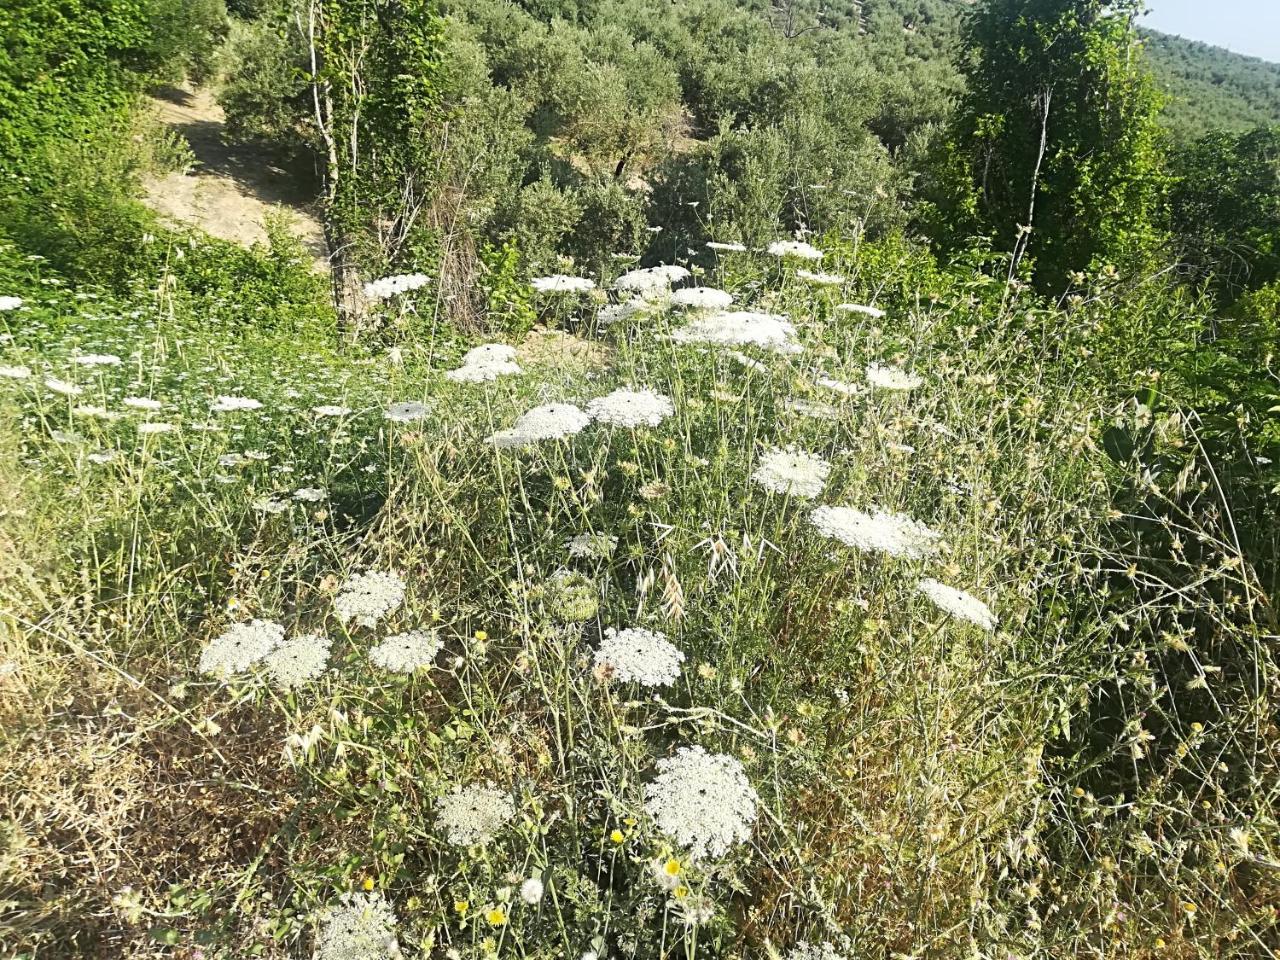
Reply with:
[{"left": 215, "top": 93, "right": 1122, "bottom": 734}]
[{"left": 1143, "top": 0, "right": 1280, "bottom": 63}]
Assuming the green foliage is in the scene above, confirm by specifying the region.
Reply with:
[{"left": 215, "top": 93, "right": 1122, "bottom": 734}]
[
  {"left": 1167, "top": 125, "right": 1280, "bottom": 300},
  {"left": 929, "top": 0, "right": 1167, "bottom": 291},
  {"left": 217, "top": 10, "right": 312, "bottom": 150},
  {"left": 479, "top": 240, "right": 538, "bottom": 338}
]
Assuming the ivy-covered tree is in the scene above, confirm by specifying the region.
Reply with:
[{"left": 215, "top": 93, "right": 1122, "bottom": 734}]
[{"left": 928, "top": 0, "right": 1166, "bottom": 290}]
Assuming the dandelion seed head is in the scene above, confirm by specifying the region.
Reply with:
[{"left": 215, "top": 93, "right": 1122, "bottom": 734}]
[{"left": 519, "top": 877, "right": 544, "bottom": 905}]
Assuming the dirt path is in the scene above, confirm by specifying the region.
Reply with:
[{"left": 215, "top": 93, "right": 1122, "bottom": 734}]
[{"left": 142, "top": 84, "right": 328, "bottom": 268}]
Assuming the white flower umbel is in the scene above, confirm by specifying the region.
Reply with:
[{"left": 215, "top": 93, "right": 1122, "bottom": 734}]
[
  {"left": 72, "top": 353, "right": 122, "bottom": 367},
  {"left": 264, "top": 632, "right": 331, "bottom": 688},
  {"left": 786, "top": 942, "right": 847, "bottom": 960},
  {"left": 385, "top": 401, "right": 430, "bottom": 423},
  {"left": 644, "top": 745, "right": 758, "bottom": 861},
  {"left": 313, "top": 404, "right": 353, "bottom": 417},
  {"left": 369, "top": 630, "right": 443, "bottom": 673},
  {"left": 436, "top": 783, "right": 516, "bottom": 846},
  {"left": 446, "top": 343, "right": 522, "bottom": 383},
  {"left": 137, "top": 422, "right": 174, "bottom": 435},
  {"left": 865, "top": 363, "right": 923, "bottom": 392},
  {"left": 0, "top": 365, "right": 31, "bottom": 379},
  {"left": 586, "top": 388, "right": 674, "bottom": 428},
  {"left": 766, "top": 240, "right": 823, "bottom": 261},
  {"left": 211, "top": 395, "right": 262, "bottom": 413},
  {"left": 917, "top": 578, "right": 998, "bottom": 632},
  {"left": 751, "top": 447, "right": 830, "bottom": 499},
  {"left": 294, "top": 486, "right": 327, "bottom": 502},
  {"left": 810, "top": 506, "right": 941, "bottom": 559},
  {"left": 335, "top": 571, "right": 406, "bottom": 628},
  {"left": 531, "top": 274, "right": 596, "bottom": 294},
  {"left": 199, "top": 619, "right": 284, "bottom": 677},
  {"left": 671, "top": 311, "right": 801, "bottom": 353},
  {"left": 816, "top": 376, "right": 860, "bottom": 396},
  {"left": 122, "top": 396, "right": 164, "bottom": 411},
  {"left": 364, "top": 272, "right": 429, "bottom": 300},
  {"left": 671, "top": 287, "right": 733, "bottom": 311},
  {"left": 45, "top": 377, "right": 83, "bottom": 397},
  {"left": 597, "top": 299, "right": 650, "bottom": 327},
  {"left": 315, "top": 891, "right": 400, "bottom": 960},
  {"left": 705, "top": 241, "right": 747, "bottom": 253},
  {"left": 594, "top": 627, "right": 685, "bottom": 687},
  {"left": 566, "top": 532, "right": 618, "bottom": 560},
  {"left": 0, "top": 296, "right": 23, "bottom": 311},
  {"left": 835, "top": 303, "right": 885, "bottom": 319},
  {"left": 520, "top": 877, "right": 545, "bottom": 905},
  {"left": 796, "top": 269, "right": 845, "bottom": 286},
  {"left": 486, "top": 402, "right": 591, "bottom": 447},
  {"left": 614, "top": 265, "right": 690, "bottom": 297}
]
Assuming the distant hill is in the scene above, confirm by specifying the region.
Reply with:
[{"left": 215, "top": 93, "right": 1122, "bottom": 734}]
[{"left": 852, "top": 0, "right": 1280, "bottom": 138}]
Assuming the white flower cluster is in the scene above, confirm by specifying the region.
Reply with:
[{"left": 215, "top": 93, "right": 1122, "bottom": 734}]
[
  {"left": 671, "top": 286, "right": 733, "bottom": 310},
  {"left": 45, "top": 377, "right": 82, "bottom": 396},
  {"left": 445, "top": 343, "right": 522, "bottom": 383},
  {"left": 835, "top": 302, "right": 885, "bottom": 319},
  {"left": 531, "top": 274, "right": 596, "bottom": 294},
  {"left": 211, "top": 395, "right": 262, "bottom": 413},
  {"left": 810, "top": 506, "right": 941, "bottom": 559},
  {"left": 264, "top": 632, "right": 331, "bottom": 688},
  {"left": 369, "top": 630, "right": 442, "bottom": 673},
  {"left": 334, "top": 571, "right": 406, "bottom": 628},
  {"left": 796, "top": 269, "right": 845, "bottom": 286},
  {"left": 520, "top": 877, "right": 545, "bottom": 905},
  {"left": 751, "top": 447, "right": 831, "bottom": 499},
  {"left": 705, "top": 241, "right": 747, "bottom": 253},
  {"left": 586, "top": 388, "right": 674, "bottom": 428},
  {"left": 816, "top": 376, "right": 859, "bottom": 396},
  {"left": 123, "top": 396, "right": 164, "bottom": 411},
  {"left": 614, "top": 265, "right": 690, "bottom": 297},
  {"left": 315, "top": 892, "right": 401, "bottom": 960},
  {"left": 364, "top": 272, "right": 429, "bottom": 300},
  {"left": 436, "top": 783, "right": 516, "bottom": 846},
  {"left": 0, "top": 365, "right": 31, "bottom": 379},
  {"left": 917, "top": 578, "right": 998, "bottom": 631},
  {"left": 385, "top": 401, "right": 430, "bottom": 423},
  {"left": 566, "top": 532, "right": 618, "bottom": 560},
  {"left": 644, "top": 745, "right": 758, "bottom": 861},
  {"left": 137, "top": 422, "right": 174, "bottom": 435},
  {"left": 0, "top": 295, "right": 23, "bottom": 311},
  {"left": 597, "top": 299, "right": 650, "bottom": 326},
  {"left": 671, "top": 311, "right": 801, "bottom": 353},
  {"left": 199, "top": 619, "right": 285, "bottom": 677},
  {"left": 786, "top": 942, "right": 847, "bottom": 960},
  {"left": 865, "top": 362, "right": 922, "bottom": 391},
  {"left": 594, "top": 627, "right": 685, "bottom": 687},
  {"left": 72, "top": 353, "right": 123, "bottom": 367},
  {"left": 313, "top": 404, "right": 352, "bottom": 417},
  {"left": 766, "top": 240, "right": 823, "bottom": 261},
  {"left": 487, "top": 403, "right": 592, "bottom": 448}
]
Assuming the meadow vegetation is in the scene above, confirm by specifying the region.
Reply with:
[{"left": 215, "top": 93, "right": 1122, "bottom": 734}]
[{"left": 0, "top": 1, "right": 1278, "bottom": 959}]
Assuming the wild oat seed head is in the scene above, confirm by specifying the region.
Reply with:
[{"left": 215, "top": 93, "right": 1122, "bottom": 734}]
[
  {"left": 199, "top": 619, "right": 285, "bottom": 677},
  {"left": 810, "top": 505, "right": 941, "bottom": 559},
  {"left": 586, "top": 388, "right": 674, "bottom": 428},
  {"left": 643, "top": 745, "right": 758, "bottom": 861},
  {"left": 264, "top": 632, "right": 331, "bottom": 688},
  {"left": 369, "top": 630, "right": 443, "bottom": 673},
  {"left": 752, "top": 447, "right": 831, "bottom": 499},
  {"left": 315, "top": 891, "right": 401, "bottom": 960},
  {"left": 335, "top": 571, "right": 406, "bottom": 628},
  {"left": 917, "top": 578, "right": 998, "bottom": 631},
  {"left": 436, "top": 783, "right": 516, "bottom": 846},
  {"left": 595, "top": 627, "right": 685, "bottom": 687}
]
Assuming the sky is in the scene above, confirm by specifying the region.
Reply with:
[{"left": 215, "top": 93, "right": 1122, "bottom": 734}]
[{"left": 1143, "top": 0, "right": 1280, "bottom": 63}]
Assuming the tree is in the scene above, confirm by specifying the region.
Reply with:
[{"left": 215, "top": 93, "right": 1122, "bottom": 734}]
[{"left": 928, "top": 0, "right": 1166, "bottom": 290}]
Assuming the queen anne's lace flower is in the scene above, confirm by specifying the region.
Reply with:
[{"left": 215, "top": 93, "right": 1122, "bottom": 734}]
[
  {"left": 810, "top": 506, "right": 941, "bottom": 559},
  {"left": 45, "top": 377, "right": 83, "bottom": 396},
  {"left": 615, "top": 265, "right": 690, "bottom": 296},
  {"left": 705, "top": 241, "right": 747, "bottom": 253},
  {"left": 671, "top": 311, "right": 801, "bottom": 353},
  {"left": 786, "top": 942, "right": 847, "bottom": 960},
  {"left": 385, "top": 401, "right": 430, "bottom": 423},
  {"left": 313, "top": 404, "right": 352, "bottom": 417},
  {"left": 369, "top": 630, "right": 442, "bottom": 673},
  {"left": 816, "top": 376, "right": 859, "bottom": 396},
  {"left": 138, "top": 422, "right": 174, "bottom": 435},
  {"left": 644, "top": 746, "right": 758, "bottom": 861},
  {"left": 486, "top": 403, "right": 591, "bottom": 447},
  {"left": 917, "top": 578, "right": 998, "bottom": 631},
  {"left": 294, "top": 486, "right": 327, "bottom": 501},
  {"left": 364, "top": 272, "right": 429, "bottom": 300},
  {"left": 315, "top": 892, "right": 400, "bottom": 960},
  {"left": 123, "top": 396, "right": 164, "bottom": 410},
  {"left": 796, "top": 269, "right": 845, "bottom": 285},
  {"left": 446, "top": 343, "right": 522, "bottom": 383},
  {"left": 264, "top": 632, "right": 331, "bottom": 688},
  {"left": 595, "top": 627, "right": 685, "bottom": 687},
  {"left": 71, "top": 353, "right": 121, "bottom": 367},
  {"left": 436, "top": 783, "right": 515, "bottom": 846},
  {"left": 0, "top": 365, "right": 31, "bottom": 379},
  {"left": 835, "top": 303, "right": 885, "bottom": 319},
  {"left": 766, "top": 240, "right": 823, "bottom": 261},
  {"left": 0, "top": 296, "right": 23, "bottom": 311},
  {"left": 597, "top": 300, "right": 650, "bottom": 326},
  {"left": 865, "top": 363, "right": 922, "bottom": 391},
  {"left": 199, "top": 619, "right": 284, "bottom": 677},
  {"left": 752, "top": 447, "right": 830, "bottom": 499},
  {"left": 212, "top": 395, "right": 262, "bottom": 412},
  {"left": 335, "top": 571, "right": 406, "bottom": 628},
  {"left": 566, "top": 532, "right": 618, "bottom": 560},
  {"left": 531, "top": 274, "right": 595, "bottom": 293},
  {"left": 671, "top": 287, "right": 733, "bottom": 310},
  {"left": 586, "top": 388, "right": 673, "bottom": 428}
]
